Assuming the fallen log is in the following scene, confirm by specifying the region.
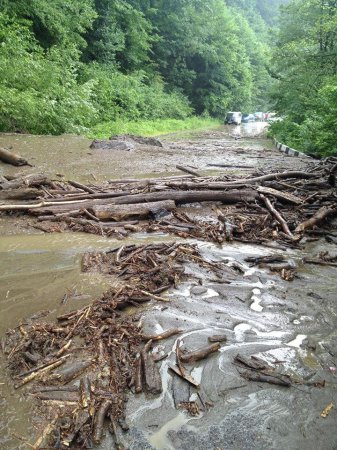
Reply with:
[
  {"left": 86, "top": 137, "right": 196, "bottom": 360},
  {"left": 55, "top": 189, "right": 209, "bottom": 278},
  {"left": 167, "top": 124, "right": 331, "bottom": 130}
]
[
  {"left": 34, "top": 390, "right": 79, "bottom": 402},
  {"left": 80, "top": 377, "right": 91, "bottom": 408},
  {"left": 141, "top": 342, "right": 163, "bottom": 395},
  {"left": 0, "top": 188, "right": 40, "bottom": 200},
  {"left": 295, "top": 206, "right": 337, "bottom": 233},
  {"left": 180, "top": 342, "right": 221, "bottom": 364},
  {"left": 50, "top": 359, "right": 94, "bottom": 384},
  {"left": 0, "top": 147, "right": 30, "bottom": 166},
  {"left": 176, "top": 165, "right": 201, "bottom": 177},
  {"left": 303, "top": 258, "right": 337, "bottom": 267},
  {"left": 134, "top": 356, "right": 143, "bottom": 393},
  {"left": 168, "top": 364, "right": 200, "bottom": 388},
  {"left": 15, "top": 355, "right": 70, "bottom": 388},
  {"left": 93, "top": 399, "right": 112, "bottom": 444},
  {"left": 68, "top": 180, "right": 96, "bottom": 194},
  {"left": 164, "top": 171, "right": 317, "bottom": 189},
  {"left": 141, "top": 328, "right": 183, "bottom": 341},
  {"left": 260, "top": 194, "right": 294, "bottom": 239},
  {"left": 208, "top": 335, "right": 227, "bottom": 343},
  {"left": 257, "top": 186, "right": 302, "bottom": 205},
  {"left": 240, "top": 371, "right": 291, "bottom": 387},
  {"left": 235, "top": 354, "right": 267, "bottom": 370},
  {"left": 28, "top": 189, "right": 258, "bottom": 216},
  {"left": 0, "top": 174, "right": 49, "bottom": 190},
  {"left": 92, "top": 200, "right": 176, "bottom": 221}
]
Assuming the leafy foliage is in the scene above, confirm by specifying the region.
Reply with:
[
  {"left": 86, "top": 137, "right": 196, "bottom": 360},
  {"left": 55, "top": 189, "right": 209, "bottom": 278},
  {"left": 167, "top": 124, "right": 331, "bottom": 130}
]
[
  {"left": 270, "top": 0, "right": 337, "bottom": 155},
  {"left": 0, "top": 0, "right": 285, "bottom": 135}
]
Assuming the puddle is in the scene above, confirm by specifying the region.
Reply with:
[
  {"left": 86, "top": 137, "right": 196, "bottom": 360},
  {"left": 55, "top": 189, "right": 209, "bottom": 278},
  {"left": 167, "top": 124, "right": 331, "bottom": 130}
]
[
  {"left": 148, "top": 412, "right": 189, "bottom": 450},
  {"left": 250, "top": 288, "right": 263, "bottom": 312},
  {"left": 286, "top": 334, "right": 307, "bottom": 348}
]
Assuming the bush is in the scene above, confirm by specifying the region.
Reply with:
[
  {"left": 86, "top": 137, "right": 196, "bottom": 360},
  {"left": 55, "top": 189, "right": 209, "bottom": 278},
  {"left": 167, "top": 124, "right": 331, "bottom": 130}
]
[
  {"left": 80, "top": 64, "right": 193, "bottom": 123},
  {"left": 0, "top": 13, "right": 97, "bottom": 134}
]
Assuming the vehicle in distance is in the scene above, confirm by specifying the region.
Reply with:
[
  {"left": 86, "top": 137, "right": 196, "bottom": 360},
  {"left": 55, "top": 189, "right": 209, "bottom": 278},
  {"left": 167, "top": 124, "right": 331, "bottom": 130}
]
[
  {"left": 242, "top": 113, "right": 255, "bottom": 123},
  {"left": 224, "top": 112, "right": 242, "bottom": 125},
  {"left": 254, "top": 112, "right": 265, "bottom": 121}
]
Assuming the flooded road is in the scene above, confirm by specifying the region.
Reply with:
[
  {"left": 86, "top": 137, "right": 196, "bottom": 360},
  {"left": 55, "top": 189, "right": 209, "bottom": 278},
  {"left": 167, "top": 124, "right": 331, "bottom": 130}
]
[{"left": 1, "top": 123, "right": 337, "bottom": 450}]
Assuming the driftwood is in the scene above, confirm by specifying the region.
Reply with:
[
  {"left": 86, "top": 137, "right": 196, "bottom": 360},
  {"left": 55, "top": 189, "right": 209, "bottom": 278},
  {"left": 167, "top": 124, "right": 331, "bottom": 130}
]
[
  {"left": 141, "top": 342, "right": 163, "bottom": 394},
  {"left": 295, "top": 206, "right": 337, "bottom": 233},
  {"left": 0, "top": 174, "right": 48, "bottom": 190},
  {"left": 165, "top": 171, "right": 317, "bottom": 189},
  {"left": 257, "top": 186, "right": 302, "bottom": 205},
  {"left": 26, "top": 189, "right": 258, "bottom": 216},
  {"left": 80, "top": 377, "right": 91, "bottom": 408},
  {"left": 50, "top": 359, "right": 94, "bottom": 384},
  {"left": 208, "top": 335, "right": 227, "bottom": 343},
  {"left": 241, "top": 371, "right": 291, "bottom": 387},
  {"left": 180, "top": 342, "right": 221, "bottom": 364},
  {"left": 34, "top": 390, "right": 79, "bottom": 402},
  {"left": 68, "top": 180, "right": 95, "bottom": 194},
  {"left": 141, "top": 328, "right": 183, "bottom": 341},
  {"left": 0, "top": 188, "right": 40, "bottom": 200},
  {"left": 235, "top": 354, "right": 267, "bottom": 370},
  {"left": 260, "top": 194, "right": 294, "bottom": 239},
  {"left": 0, "top": 147, "right": 30, "bottom": 166},
  {"left": 134, "top": 356, "right": 142, "bottom": 393},
  {"left": 92, "top": 200, "right": 176, "bottom": 221},
  {"left": 168, "top": 364, "right": 200, "bottom": 388},
  {"left": 15, "top": 355, "right": 70, "bottom": 388},
  {"left": 176, "top": 165, "right": 201, "bottom": 177},
  {"left": 93, "top": 399, "right": 112, "bottom": 444}
]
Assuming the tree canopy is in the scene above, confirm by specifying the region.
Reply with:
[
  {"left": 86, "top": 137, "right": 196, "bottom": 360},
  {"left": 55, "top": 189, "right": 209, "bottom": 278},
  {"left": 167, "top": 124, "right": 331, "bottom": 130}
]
[
  {"left": 0, "top": 0, "right": 286, "bottom": 134},
  {"left": 270, "top": 0, "right": 337, "bottom": 155}
]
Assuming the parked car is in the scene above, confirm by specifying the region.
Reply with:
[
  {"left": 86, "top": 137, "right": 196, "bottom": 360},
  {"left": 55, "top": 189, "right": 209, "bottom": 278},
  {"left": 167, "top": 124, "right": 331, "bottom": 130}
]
[
  {"left": 224, "top": 111, "right": 242, "bottom": 125},
  {"left": 254, "top": 112, "right": 264, "bottom": 121},
  {"left": 242, "top": 113, "right": 255, "bottom": 123}
]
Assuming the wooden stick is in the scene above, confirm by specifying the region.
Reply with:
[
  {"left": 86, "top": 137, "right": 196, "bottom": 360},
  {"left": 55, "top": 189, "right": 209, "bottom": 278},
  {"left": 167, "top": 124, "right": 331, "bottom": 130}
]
[
  {"left": 260, "top": 194, "right": 294, "bottom": 239},
  {"left": 295, "top": 206, "right": 337, "bottom": 233},
  {"left": 168, "top": 364, "right": 200, "bottom": 388},
  {"left": 180, "top": 342, "right": 221, "bottom": 363},
  {"left": 139, "top": 290, "right": 170, "bottom": 302},
  {"left": 68, "top": 180, "right": 96, "bottom": 194},
  {"left": 93, "top": 399, "right": 113, "bottom": 444},
  {"left": 15, "top": 355, "right": 70, "bottom": 388},
  {"left": 141, "top": 328, "right": 183, "bottom": 341},
  {"left": 176, "top": 165, "right": 201, "bottom": 177}
]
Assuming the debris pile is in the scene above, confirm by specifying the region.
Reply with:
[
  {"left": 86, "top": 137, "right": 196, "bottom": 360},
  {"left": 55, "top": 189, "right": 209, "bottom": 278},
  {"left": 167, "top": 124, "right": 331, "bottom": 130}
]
[
  {"left": 3, "top": 243, "right": 226, "bottom": 448},
  {"left": 0, "top": 159, "right": 336, "bottom": 247}
]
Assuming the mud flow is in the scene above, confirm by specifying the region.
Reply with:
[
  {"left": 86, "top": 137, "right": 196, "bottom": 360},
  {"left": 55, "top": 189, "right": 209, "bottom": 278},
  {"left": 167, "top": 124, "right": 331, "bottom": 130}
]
[{"left": 0, "top": 124, "right": 337, "bottom": 450}]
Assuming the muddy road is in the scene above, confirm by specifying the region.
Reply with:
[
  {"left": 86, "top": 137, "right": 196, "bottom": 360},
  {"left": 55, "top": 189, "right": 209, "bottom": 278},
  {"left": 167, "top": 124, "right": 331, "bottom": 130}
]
[{"left": 0, "top": 124, "right": 336, "bottom": 450}]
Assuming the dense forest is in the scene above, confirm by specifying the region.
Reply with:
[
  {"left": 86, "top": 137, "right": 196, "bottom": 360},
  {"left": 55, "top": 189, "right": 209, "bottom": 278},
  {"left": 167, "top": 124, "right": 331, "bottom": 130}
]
[
  {"left": 0, "top": 0, "right": 282, "bottom": 134},
  {"left": 0, "top": 0, "right": 335, "bottom": 155},
  {"left": 270, "top": 0, "right": 337, "bottom": 155}
]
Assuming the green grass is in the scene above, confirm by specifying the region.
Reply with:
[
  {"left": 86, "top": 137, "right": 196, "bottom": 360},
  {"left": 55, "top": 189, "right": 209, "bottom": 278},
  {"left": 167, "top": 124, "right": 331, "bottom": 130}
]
[{"left": 87, "top": 117, "right": 221, "bottom": 139}]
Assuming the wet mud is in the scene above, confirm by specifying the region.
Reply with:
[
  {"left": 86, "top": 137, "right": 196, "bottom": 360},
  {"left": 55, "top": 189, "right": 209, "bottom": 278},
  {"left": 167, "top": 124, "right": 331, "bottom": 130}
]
[{"left": 1, "top": 124, "right": 337, "bottom": 449}]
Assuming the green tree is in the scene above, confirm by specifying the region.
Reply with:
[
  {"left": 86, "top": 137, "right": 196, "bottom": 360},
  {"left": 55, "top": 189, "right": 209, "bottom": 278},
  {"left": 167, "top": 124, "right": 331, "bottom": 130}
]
[{"left": 270, "top": 0, "right": 337, "bottom": 154}]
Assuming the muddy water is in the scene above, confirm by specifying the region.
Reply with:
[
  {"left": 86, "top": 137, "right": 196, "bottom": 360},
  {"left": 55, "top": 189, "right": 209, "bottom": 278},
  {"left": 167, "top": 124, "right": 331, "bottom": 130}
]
[{"left": 1, "top": 125, "right": 337, "bottom": 449}]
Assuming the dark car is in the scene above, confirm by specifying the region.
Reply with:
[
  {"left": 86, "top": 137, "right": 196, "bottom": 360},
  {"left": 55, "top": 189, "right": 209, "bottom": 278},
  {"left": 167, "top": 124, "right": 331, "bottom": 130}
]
[
  {"left": 242, "top": 114, "right": 255, "bottom": 123},
  {"left": 224, "top": 112, "right": 242, "bottom": 125}
]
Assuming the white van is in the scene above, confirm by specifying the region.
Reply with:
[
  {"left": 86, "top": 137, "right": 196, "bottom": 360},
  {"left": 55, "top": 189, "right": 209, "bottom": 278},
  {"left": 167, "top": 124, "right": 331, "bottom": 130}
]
[{"left": 224, "top": 112, "right": 242, "bottom": 125}]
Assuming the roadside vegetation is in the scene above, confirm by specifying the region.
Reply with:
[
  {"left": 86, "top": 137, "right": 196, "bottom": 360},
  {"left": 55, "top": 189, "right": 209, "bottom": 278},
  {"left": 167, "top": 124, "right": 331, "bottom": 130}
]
[
  {"left": 89, "top": 117, "right": 221, "bottom": 139},
  {"left": 269, "top": 0, "right": 337, "bottom": 156},
  {"left": 0, "top": 1, "right": 284, "bottom": 137}
]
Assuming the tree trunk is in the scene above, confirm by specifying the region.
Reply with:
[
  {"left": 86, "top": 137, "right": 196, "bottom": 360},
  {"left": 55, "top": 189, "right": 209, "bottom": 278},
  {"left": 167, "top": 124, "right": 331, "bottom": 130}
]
[
  {"left": 0, "top": 174, "right": 49, "bottom": 190},
  {"left": 0, "top": 147, "right": 30, "bottom": 166},
  {"left": 0, "top": 188, "right": 40, "bottom": 200},
  {"left": 92, "top": 200, "right": 176, "bottom": 221}
]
